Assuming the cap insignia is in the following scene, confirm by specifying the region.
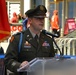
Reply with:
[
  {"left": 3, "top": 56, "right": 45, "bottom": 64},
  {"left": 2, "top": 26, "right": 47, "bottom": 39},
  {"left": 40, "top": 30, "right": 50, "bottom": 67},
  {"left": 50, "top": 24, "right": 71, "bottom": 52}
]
[{"left": 40, "top": 6, "right": 44, "bottom": 11}]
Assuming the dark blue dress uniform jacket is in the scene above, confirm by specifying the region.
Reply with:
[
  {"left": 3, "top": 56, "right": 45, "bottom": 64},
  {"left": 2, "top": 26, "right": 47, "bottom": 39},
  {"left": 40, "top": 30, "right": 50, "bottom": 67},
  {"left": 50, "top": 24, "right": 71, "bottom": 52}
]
[{"left": 4, "top": 28, "right": 55, "bottom": 75}]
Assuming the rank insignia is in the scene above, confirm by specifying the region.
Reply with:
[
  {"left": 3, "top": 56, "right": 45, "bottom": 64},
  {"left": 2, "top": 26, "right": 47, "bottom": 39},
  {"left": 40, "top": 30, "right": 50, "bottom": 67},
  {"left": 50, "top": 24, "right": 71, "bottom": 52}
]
[{"left": 42, "top": 41, "right": 50, "bottom": 47}]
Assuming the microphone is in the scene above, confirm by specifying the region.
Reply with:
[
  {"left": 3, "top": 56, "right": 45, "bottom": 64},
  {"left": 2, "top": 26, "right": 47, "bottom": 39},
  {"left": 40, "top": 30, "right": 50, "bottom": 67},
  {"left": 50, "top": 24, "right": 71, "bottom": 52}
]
[
  {"left": 42, "top": 30, "right": 59, "bottom": 37},
  {"left": 42, "top": 30, "right": 64, "bottom": 59}
]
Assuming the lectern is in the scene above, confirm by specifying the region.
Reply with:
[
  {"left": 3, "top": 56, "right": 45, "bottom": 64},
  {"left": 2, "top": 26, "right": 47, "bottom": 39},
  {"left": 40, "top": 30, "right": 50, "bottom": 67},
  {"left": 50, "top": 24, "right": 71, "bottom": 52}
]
[{"left": 17, "top": 57, "right": 76, "bottom": 75}]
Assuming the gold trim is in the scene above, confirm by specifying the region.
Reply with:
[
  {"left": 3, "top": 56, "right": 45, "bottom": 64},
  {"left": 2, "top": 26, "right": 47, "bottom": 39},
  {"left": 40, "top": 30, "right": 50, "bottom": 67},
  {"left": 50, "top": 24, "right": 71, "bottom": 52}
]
[
  {"left": 0, "top": 30, "right": 10, "bottom": 34},
  {"left": 0, "top": 30, "right": 11, "bottom": 42},
  {"left": 0, "top": 35, "right": 10, "bottom": 42}
]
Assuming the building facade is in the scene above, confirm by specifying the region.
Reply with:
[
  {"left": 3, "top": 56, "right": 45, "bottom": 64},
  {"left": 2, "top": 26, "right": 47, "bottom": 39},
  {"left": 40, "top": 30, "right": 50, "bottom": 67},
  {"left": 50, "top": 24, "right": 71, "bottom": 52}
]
[
  {"left": 0, "top": 0, "right": 75, "bottom": 53},
  {"left": 6, "top": 0, "right": 76, "bottom": 35}
]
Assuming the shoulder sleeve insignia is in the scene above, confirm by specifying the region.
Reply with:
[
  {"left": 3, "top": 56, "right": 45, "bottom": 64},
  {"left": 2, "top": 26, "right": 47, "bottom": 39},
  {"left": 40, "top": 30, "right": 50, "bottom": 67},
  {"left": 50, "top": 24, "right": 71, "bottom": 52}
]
[{"left": 10, "top": 36, "right": 15, "bottom": 42}]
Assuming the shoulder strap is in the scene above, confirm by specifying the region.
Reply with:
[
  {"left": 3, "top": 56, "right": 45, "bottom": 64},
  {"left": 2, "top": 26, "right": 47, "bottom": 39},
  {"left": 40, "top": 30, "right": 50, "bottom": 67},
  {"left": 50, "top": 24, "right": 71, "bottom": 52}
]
[{"left": 19, "top": 33, "right": 23, "bottom": 53}]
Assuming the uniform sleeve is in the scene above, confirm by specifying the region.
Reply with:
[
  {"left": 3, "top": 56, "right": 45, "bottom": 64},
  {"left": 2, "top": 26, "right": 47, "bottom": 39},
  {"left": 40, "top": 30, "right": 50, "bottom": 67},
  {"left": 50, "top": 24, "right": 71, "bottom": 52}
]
[{"left": 4, "top": 35, "right": 21, "bottom": 73}]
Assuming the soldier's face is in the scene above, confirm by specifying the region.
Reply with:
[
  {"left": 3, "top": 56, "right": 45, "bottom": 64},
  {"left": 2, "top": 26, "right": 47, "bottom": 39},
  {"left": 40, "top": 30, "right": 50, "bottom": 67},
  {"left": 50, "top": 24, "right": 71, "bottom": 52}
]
[{"left": 29, "top": 17, "right": 45, "bottom": 31}]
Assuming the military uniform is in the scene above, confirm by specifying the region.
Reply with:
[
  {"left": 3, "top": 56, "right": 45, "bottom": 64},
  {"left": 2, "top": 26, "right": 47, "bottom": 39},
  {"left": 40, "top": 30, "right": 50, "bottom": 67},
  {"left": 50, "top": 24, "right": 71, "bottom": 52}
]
[
  {"left": 4, "top": 28, "right": 55, "bottom": 74},
  {"left": 4, "top": 5, "right": 55, "bottom": 75}
]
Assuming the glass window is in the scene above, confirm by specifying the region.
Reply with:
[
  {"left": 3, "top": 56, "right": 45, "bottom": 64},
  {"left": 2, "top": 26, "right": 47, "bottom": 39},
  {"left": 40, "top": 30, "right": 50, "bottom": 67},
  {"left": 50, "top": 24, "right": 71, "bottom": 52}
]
[
  {"left": 50, "top": 0, "right": 54, "bottom": 1},
  {"left": 59, "top": 2, "right": 62, "bottom": 28},
  {"left": 68, "top": 2, "right": 76, "bottom": 18},
  {"left": 50, "top": 4, "right": 55, "bottom": 17},
  {"left": 33, "top": 0, "right": 45, "bottom": 7},
  {"left": 68, "top": 2, "right": 74, "bottom": 18}
]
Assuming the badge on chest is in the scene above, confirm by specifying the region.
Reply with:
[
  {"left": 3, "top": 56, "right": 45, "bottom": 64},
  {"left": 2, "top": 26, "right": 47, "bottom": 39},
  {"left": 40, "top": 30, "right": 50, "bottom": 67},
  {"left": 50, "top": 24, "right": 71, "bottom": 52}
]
[
  {"left": 24, "top": 41, "right": 31, "bottom": 48},
  {"left": 42, "top": 41, "right": 50, "bottom": 47}
]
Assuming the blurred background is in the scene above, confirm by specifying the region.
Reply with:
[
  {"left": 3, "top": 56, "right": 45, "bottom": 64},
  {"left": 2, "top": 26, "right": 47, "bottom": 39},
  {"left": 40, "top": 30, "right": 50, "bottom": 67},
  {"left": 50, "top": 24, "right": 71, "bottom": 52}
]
[{"left": 1, "top": 0, "right": 76, "bottom": 55}]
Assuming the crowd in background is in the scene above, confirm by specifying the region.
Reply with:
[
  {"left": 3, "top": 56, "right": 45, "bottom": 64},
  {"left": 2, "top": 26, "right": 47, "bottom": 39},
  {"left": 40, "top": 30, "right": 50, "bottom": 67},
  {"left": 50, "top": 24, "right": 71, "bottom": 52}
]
[
  {"left": 9, "top": 12, "right": 30, "bottom": 31},
  {"left": 9, "top": 10, "right": 60, "bottom": 36},
  {"left": 9, "top": 12, "right": 25, "bottom": 23}
]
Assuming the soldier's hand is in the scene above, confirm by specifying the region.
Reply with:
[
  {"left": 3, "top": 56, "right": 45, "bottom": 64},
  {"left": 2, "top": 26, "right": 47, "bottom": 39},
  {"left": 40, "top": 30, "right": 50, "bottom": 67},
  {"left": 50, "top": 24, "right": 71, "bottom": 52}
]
[{"left": 20, "top": 61, "right": 29, "bottom": 68}]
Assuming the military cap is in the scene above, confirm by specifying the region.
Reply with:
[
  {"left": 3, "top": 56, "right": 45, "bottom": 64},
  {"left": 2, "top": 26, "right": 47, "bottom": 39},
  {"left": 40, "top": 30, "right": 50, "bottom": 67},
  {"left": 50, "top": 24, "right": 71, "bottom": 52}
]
[
  {"left": 25, "top": 9, "right": 34, "bottom": 16},
  {"left": 26, "top": 5, "right": 47, "bottom": 18}
]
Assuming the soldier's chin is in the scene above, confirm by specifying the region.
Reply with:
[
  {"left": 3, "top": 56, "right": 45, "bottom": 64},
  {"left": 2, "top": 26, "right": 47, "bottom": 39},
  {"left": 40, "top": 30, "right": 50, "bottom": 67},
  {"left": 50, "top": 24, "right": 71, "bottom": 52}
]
[
  {"left": 39, "top": 24, "right": 44, "bottom": 28},
  {"left": 39, "top": 25, "right": 44, "bottom": 29}
]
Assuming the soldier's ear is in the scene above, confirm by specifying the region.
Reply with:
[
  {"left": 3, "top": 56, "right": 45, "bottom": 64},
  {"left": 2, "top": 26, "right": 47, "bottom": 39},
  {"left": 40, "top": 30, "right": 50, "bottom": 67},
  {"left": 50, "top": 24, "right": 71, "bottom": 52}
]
[{"left": 28, "top": 18, "right": 32, "bottom": 24}]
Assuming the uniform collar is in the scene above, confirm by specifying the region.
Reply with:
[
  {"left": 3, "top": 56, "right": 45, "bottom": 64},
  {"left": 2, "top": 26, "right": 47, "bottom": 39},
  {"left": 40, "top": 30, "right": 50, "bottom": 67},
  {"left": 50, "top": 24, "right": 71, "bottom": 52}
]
[{"left": 29, "top": 28, "right": 40, "bottom": 38}]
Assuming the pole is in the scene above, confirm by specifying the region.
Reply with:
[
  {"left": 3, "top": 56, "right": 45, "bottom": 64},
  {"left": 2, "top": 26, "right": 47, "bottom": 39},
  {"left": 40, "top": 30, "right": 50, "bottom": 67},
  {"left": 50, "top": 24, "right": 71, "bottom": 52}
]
[
  {"left": 45, "top": 0, "right": 50, "bottom": 31},
  {"left": 61, "top": 0, "right": 65, "bottom": 37}
]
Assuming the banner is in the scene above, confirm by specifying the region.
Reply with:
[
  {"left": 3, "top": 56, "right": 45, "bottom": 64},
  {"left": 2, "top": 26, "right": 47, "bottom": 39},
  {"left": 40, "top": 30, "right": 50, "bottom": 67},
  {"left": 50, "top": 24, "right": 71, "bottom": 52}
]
[
  {"left": 67, "top": 18, "right": 76, "bottom": 31},
  {"left": 64, "top": 18, "right": 76, "bottom": 35},
  {"left": 0, "top": 0, "right": 10, "bottom": 42}
]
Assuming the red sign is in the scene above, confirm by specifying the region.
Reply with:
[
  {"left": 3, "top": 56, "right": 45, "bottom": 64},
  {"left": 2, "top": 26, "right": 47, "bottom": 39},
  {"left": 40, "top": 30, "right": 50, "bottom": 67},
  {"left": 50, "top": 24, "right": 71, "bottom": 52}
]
[
  {"left": 67, "top": 18, "right": 76, "bottom": 31},
  {"left": 11, "top": 26, "right": 22, "bottom": 32},
  {"left": 10, "top": 25, "right": 23, "bottom": 35},
  {"left": 64, "top": 18, "right": 76, "bottom": 35}
]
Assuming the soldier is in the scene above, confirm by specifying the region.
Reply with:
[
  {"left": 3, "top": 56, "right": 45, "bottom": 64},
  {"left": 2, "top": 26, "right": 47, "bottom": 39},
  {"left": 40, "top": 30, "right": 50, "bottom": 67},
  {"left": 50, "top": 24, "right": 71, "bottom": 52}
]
[{"left": 4, "top": 5, "right": 55, "bottom": 75}]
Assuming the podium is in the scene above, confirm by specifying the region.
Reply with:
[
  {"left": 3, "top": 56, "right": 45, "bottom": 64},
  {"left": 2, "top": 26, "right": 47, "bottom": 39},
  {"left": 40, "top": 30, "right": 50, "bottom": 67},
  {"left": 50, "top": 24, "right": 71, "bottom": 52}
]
[{"left": 17, "top": 57, "right": 76, "bottom": 75}]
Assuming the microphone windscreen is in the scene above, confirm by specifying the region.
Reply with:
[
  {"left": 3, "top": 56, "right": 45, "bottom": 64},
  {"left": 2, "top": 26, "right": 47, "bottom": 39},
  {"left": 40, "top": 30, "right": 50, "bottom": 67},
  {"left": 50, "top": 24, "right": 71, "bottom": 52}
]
[{"left": 42, "top": 30, "right": 46, "bottom": 34}]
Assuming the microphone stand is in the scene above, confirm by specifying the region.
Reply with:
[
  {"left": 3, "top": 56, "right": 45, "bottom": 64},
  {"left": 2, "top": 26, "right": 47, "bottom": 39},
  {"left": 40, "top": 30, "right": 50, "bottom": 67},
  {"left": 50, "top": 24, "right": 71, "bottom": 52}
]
[{"left": 51, "top": 36, "right": 64, "bottom": 59}]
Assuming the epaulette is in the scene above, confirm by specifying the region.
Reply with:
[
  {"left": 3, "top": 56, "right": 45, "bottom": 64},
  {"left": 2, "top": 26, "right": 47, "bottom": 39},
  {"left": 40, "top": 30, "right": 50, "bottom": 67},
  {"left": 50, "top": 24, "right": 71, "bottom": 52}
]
[
  {"left": 10, "top": 32, "right": 21, "bottom": 42},
  {"left": 10, "top": 31, "right": 24, "bottom": 53}
]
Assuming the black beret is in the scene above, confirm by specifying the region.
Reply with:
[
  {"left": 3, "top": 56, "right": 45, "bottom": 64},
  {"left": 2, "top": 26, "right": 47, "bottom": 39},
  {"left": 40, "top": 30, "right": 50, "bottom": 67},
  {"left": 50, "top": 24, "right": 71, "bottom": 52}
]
[{"left": 26, "top": 5, "right": 47, "bottom": 18}]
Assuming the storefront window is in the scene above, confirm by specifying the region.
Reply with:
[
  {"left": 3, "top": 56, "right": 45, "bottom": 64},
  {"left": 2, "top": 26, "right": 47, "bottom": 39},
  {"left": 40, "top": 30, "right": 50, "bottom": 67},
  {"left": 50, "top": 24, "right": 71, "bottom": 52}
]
[
  {"left": 50, "top": 4, "right": 55, "bottom": 17},
  {"left": 68, "top": 2, "right": 74, "bottom": 18},
  {"left": 59, "top": 2, "right": 62, "bottom": 28},
  {"left": 68, "top": 2, "right": 76, "bottom": 18},
  {"left": 33, "top": 0, "right": 45, "bottom": 7},
  {"left": 50, "top": 0, "right": 54, "bottom": 1}
]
